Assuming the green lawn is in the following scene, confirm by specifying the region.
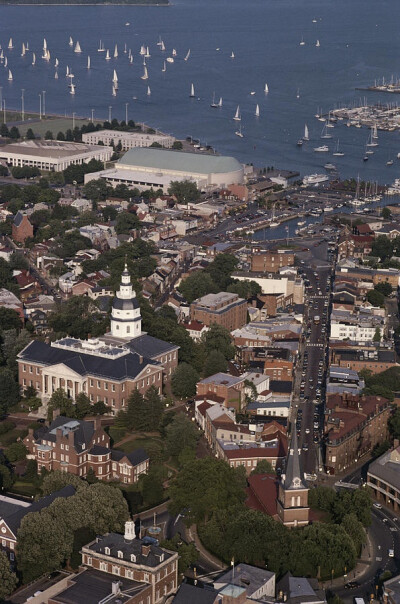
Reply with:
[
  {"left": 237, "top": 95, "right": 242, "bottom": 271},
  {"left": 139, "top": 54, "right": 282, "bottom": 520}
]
[
  {"left": 9, "top": 480, "right": 37, "bottom": 498},
  {"left": 17, "top": 116, "right": 92, "bottom": 138},
  {"left": 115, "top": 435, "right": 166, "bottom": 464},
  {"left": 0, "top": 428, "right": 28, "bottom": 447}
]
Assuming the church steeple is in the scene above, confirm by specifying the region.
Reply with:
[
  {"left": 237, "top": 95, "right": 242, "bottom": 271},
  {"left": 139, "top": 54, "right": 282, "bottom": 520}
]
[
  {"left": 283, "top": 428, "right": 307, "bottom": 491},
  {"left": 110, "top": 264, "right": 142, "bottom": 339}
]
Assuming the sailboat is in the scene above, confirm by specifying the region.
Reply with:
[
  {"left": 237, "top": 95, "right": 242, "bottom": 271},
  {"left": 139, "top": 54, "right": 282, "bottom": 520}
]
[
  {"left": 26, "top": 42, "right": 29, "bottom": 51},
  {"left": 189, "top": 83, "right": 195, "bottom": 98},
  {"left": 296, "top": 88, "right": 300, "bottom": 99},
  {"left": 112, "top": 86, "right": 117, "bottom": 97},
  {"left": 32, "top": 52, "right": 36, "bottom": 66},
  {"left": 235, "top": 124, "right": 244, "bottom": 138},
  {"left": 69, "top": 36, "right": 73, "bottom": 47},
  {"left": 264, "top": 83, "right": 269, "bottom": 93},
  {"left": 21, "top": 43, "right": 26, "bottom": 57},
  {"left": 166, "top": 56, "right": 174, "bottom": 63},
  {"left": 7, "top": 69, "right": 12, "bottom": 81},
  {"left": 372, "top": 124, "right": 378, "bottom": 139},
  {"left": 316, "top": 39, "right": 320, "bottom": 47},
  {"left": 255, "top": 104, "right": 260, "bottom": 117},
  {"left": 230, "top": 51, "right": 235, "bottom": 58},
  {"left": 4, "top": 57, "right": 7, "bottom": 68},
  {"left": 42, "top": 49, "right": 50, "bottom": 61},
  {"left": 87, "top": 56, "right": 90, "bottom": 69},
  {"left": 270, "top": 204, "right": 279, "bottom": 227},
  {"left": 147, "top": 85, "right": 151, "bottom": 96},
  {"left": 105, "top": 49, "right": 111, "bottom": 61},
  {"left": 321, "top": 121, "right": 333, "bottom": 139},
  {"left": 55, "top": 71, "right": 58, "bottom": 79},
  {"left": 141, "top": 65, "right": 148, "bottom": 80},
  {"left": 66, "top": 65, "right": 70, "bottom": 76},
  {"left": 98, "top": 40, "right": 105, "bottom": 52},
  {"left": 366, "top": 128, "right": 378, "bottom": 147},
  {"left": 55, "top": 58, "right": 59, "bottom": 68},
  {"left": 70, "top": 83, "right": 76, "bottom": 95},
  {"left": 74, "top": 41, "right": 82, "bottom": 54},
  {"left": 161, "top": 60, "right": 166, "bottom": 72},
  {"left": 233, "top": 105, "right": 241, "bottom": 121},
  {"left": 113, "top": 69, "right": 118, "bottom": 88},
  {"left": 332, "top": 140, "right": 344, "bottom": 156},
  {"left": 218, "top": 97, "right": 222, "bottom": 107},
  {"left": 303, "top": 124, "right": 309, "bottom": 141},
  {"left": 114, "top": 44, "right": 118, "bottom": 58},
  {"left": 124, "top": 44, "right": 127, "bottom": 54},
  {"left": 145, "top": 46, "right": 150, "bottom": 58},
  {"left": 130, "top": 55, "right": 134, "bottom": 64},
  {"left": 140, "top": 45, "right": 146, "bottom": 55},
  {"left": 8, "top": 38, "right": 13, "bottom": 50},
  {"left": 157, "top": 36, "right": 163, "bottom": 47},
  {"left": 160, "top": 40, "right": 165, "bottom": 52},
  {"left": 184, "top": 49, "right": 190, "bottom": 61},
  {"left": 210, "top": 92, "right": 219, "bottom": 108},
  {"left": 299, "top": 36, "right": 305, "bottom": 46},
  {"left": 172, "top": 49, "right": 177, "bottom": 56}
]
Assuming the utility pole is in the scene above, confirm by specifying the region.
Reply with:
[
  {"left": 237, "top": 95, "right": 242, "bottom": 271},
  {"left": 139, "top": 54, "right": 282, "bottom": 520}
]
[{"left": 21, "top": 89, "right": 25, "bottom": 122}]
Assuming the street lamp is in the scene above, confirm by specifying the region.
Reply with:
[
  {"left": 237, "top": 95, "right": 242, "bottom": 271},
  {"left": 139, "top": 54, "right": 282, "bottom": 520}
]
[
  {"left": 91, "top": 108, "right": 94, "bottom": 123},
  {"left": 39, "top": 93, "right": 42, "bottom": 120},
  {"left": 72, "top": 112, "right": 76, "bottom": 130},
  {"left": 42, "top": 90, "right": 46, "bottom": 116},
  {"left": 21, "top": 88, "right": 25, "bottom": 122},
  {"left": 108, "top": 105, "right": 112, "bottom": 123},
  {"left": 3, "top": 100, "right": 6, "bottom": 125},
  {"left": 125, "top": 102, "right": 128, "bottom": 124}
]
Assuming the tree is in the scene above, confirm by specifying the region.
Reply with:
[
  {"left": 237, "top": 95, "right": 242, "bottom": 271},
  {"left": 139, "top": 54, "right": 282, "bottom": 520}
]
[
  {"left": 160, "top": 534, "right": 199, "bottom": 573},
  {"left": 367, "top": 289, "right": 385, "bottom": 308},
  {"left": 371, "top": 235, "right": 393, "bottom": 262},
  {"left": 382, "top": 207, "right": 392, "bottom": 220},
  {"left": 171, "top": 363, "right": 199, "bottom": 398},
  {"left": 47, "top": 388, "right": 74, "bottom": 421},
  {"left": 168, "top": 457, "right": 246, "bottom": 525},
  {"left": 227, "top": 279, "right": 262, "bottom": 299},
  {"left": 203, "top": 349, "right": 228, "bottom": 377},
  {"left": 102, "top": 205, "right": 118, "bottom": 222},
  {"left": 165, "top": 413, "right": 200, "bottom": 461},
  {"left": 202, "top": 323, "right": 235, "bottom": 360},
  {"left": 75, "top": 392, "right": 92, "bottom": 419},
  {"left": 74, "top": 483, "right": 129, "bottom": 535},
  {"left": 0, "top": 550, "right": 17, "bottom": 599},
  {"left": 389, "top": 407, "right": 400, "bottom": 439},
  {"left": 9, "top": 126, "right": 20, "bottom": 140},
  {"left": 168, "top": 180, "right": 199, "bottom": 204},
  {"left": 341, "top": 513, "right": 366, "bottom": 555},
  {"left": 115, "top": 211, "right": 140, "bottom": 234},
  {"left": 140, "top": 467, "right": 164, "bottom": 507},
  {"left": 0, "top": 368, "right": 20, "bottom": 414},
  {"left": 172, "top": 141, "right": 183, "bottom": 150},
  {"left": 26, "top": 127, "right": 36, "bottom": 140},
  {"left": 373, "top": 327, "right": 381, "bottom": 342},
  {"left": 251, "top": 459, "right": 276, "bottom": 475},
  {"left": 57, "top": 131, "right": 66, "bottom": 141},
  {"left": 375, "top": 282, "right": 393, "bottom": 296},
  {"left": 0, "top": 123, "right": 9, "bottom": 137},
  {"left": 0, "top": 464, "right": 14, "bottom": 490},
  {"left": 6, "top": 441, "right": 27, "bottom": 462},
  {"left": 206, "top": 253, "right": 238, "bottom": 290},
  {"left": 144, "top": 386, "right": 164, "bottom": 431},
  {"left": 0, "top": 306, "right": 22, "bottom": 331},
  {"left": 125, "top": 389, "right": 144, "bottom": 431},
  {"left": 40, "top": 470, "right": 86, "bottom": 496},
  {"left": 44, "top": 130, "right": 54, "bottom": 140},
  {"left": 82, "top": 178, "right": 111, "bottom": 202},
  {"left": 177, "top": 271, "right": 217, "bottom": 303}
]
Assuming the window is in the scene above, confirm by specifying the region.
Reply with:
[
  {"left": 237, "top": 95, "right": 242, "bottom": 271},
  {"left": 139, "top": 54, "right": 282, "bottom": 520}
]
[
  {"left": 118, "top": 550, "right": 123, "bottom": 559},
  {"left": 61, "top": 444, "right": 64, "bottom": 450},
  {"left": 100, "top": 562, "right": 107, "bottom": 571},
  {"left": 97, "top": 381, "right": 101, "bottom": 389},
  {"left": 131, "top": 554, "right": 136, "bottom": 562},
  {"left": 112, "top": 566, "right": 120, "bottom": 576},
  {"left": 29, "top": 366, "right": 33, "bottom": 373},
  {"left": 104, "top": 382, "right": 108, "bottom": 391},
  {"left": 112, "top": 384, "right": 115, "bottom": 392},
  {"left": 90, "top": 379, "right": 93, "bottom": 387},
  {"left": 99, "top": 467, "right": 102, "bottom": 475},
  {"left": 126, "top": 570, "right": 133, "bottom": 579},
  {"left": 105, "top": 547, "right": 110, "bottom": 555}
]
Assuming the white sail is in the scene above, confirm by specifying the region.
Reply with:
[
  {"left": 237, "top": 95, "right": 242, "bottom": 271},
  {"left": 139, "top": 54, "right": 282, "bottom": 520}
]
[
  {"left": 190, "top": 83, "right": 195, "bottom": 97},
  {"left": 69, "top": 36, "right": 73, "bottom": 47},
  {"left": 55, "top": 71, "right": 58, "bottom": 79},
  {"left": 184, "top": 49, "right": 190, "bottom": 61},
  {"left": 74, "top": 41, "right": 82, "bottom": 54},
  {"left": 98, "top": 40, "right": 105, "bottom": 52},
  {"left": 147, "top": 85, "right": 151, "bottom": 96},
  {"left": 218, "top": 97, "right": 222, "bottom": 107},
  {"left": 46, "top": 51, "right": 51, "bottom": 62},
  {"left": 233, "top": 105, "right": 241, "bottom": 121},
  {"left": 162, "top": 60, "right": 166, "bottom": 72},
  {"left": 140, "top": 45, "right": 146, "bottom": 55},
  {"left": 304, "top": 124, "right": 309, "bottom": 140},
  {"left": 316, "top": 39, "right": 320, "bottom": 47},
  {"left": 157, "top": 36, "right": 163, "bottom": 46},
  {"left": 141, "top": 65, "right": 148, "bottom": 80},
  {"left": 55, "top": 58, "right": 59, "bottom": 67},
  {"left": 4, "top": 57, "right": 7, "bottom": 68},
  {"left": 160, "top": 41, "right": 165, "bottom": 51},
  {"left": 114, "top": 44, "right": 118, "bottom": 58},
  {"left": 32, "top": 52, "right": 36, "bottom": 66},
  {"left": 145, "top": 46, "right": 150, "bottom": 58},
  {"left": 21, "top": 43, "right": 26, "bottom": 57},
  {"left": 70, "top": 83, "right": 75, "bottom": 95},
  {"left": 112, "top": 86, "right": 116, "bottom": 97},
  {"left": 130, "top": 55, "right": 134, "bottom": 64},
  {"left": 8, "top": 69, "right": 12, "bottom": 81},
  {"left": 105, "top": 49, "right": 111, "bottom": 61},
  {"left": 113, "top": 69, "right": 118, "bottom": 85},
  {"left": 172, "top": 48, "right": 177, "bottom": 56},
  {"left": 87, "top": 56, "right": 90, "bottom": 69},
  {"left": 124, "top": 44, "right": 127, "bottom": 54},
  {"left": 43, "top": 38, "right": 47, "bottom": 51},
  {"left": 264, "top": 83, "right": 269, "bottom": 93},
  {"left": 230, "top": 51, "right": 235, "bottom": 58},
  {"left": 255, "top": 104, "right": 260, "bottom": 117},
  {"left": 8, "top": 38, "right": 13, "bottom": 50},
  {"left": 26, "top": 42, "right": 29, "bottom": 51},
  {"left": 66, "top": 65, "right": 70, "bottom": 76}
]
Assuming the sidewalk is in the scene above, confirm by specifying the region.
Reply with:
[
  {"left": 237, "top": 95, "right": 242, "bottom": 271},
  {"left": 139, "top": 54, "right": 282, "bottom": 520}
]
[{"left": 187, "top": 524, "right": 226, "bottom": 571}]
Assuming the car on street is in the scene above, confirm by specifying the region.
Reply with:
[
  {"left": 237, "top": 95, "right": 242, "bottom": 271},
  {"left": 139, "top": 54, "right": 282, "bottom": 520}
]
[
  {"left": 389, "top": 549, "right": 395, "bottom": 557},
  {"left": 373, "top": 502, "right": 382, "bottom": 509}
]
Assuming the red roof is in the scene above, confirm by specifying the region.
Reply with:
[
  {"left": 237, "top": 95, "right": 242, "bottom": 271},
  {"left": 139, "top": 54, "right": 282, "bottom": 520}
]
[
  {"left": 183, "top": 320, "right": 206, "bottom": 332},
  {"left": 15, "top": 271, "right": 36, "bottom": 289},
  {"left": 246, "top": 473, "right": 279, "bottom": 518},
  {"left": 196, "top": 401, "right": 213, "bottom": 417}
]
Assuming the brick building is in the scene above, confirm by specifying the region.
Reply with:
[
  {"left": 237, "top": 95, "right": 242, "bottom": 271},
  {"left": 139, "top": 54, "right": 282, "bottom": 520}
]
[
  {"left": 367, "top": 442, "right": 400, "bottom": 511},
  {"left": 196, "top": 373, "right": 246, "bottom": 411},
  {"left": 23, "top": 416, "right": 149, "bottom": 484},
  {"left": 12, "top": 211, "right": 33, "bottom": 244},
  {"left": 277, "top": 430, "right": 310, "bottom": 527},
  {"left": 330, "top": 345, "right": 397, "bottom": 375},
  {"left": 17, "top": 266, "right": 179, "bottom": 412},
  {"left": 250, "top": 249, "right": 295, "bottom": 273},
  {"left": 324, "top": 394, "right": 391, "bottom": 474},
  {"left": 190, "top": 292, "right": 247, "bottom": 331}
]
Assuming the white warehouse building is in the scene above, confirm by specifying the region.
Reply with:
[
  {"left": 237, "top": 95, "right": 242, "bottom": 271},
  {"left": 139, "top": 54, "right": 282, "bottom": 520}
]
[
  {"left": 82, "top": 129, "right": 175, "bottom": 150},
  {"left": 0, "top": 140, "right": 113, "bottom": 172},
  {"left": 84, "top": 147, "right": 244, "bottom": 192}
]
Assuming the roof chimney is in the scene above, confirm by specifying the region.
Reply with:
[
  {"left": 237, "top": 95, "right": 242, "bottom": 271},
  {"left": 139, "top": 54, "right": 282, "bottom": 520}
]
[{"left": 141, "top": 544, "right": 151, "bottom": 557}]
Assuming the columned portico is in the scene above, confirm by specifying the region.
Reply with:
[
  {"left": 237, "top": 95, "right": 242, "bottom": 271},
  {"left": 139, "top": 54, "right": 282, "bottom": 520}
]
[{"left": 41, "top": 364, "right": 85, "bottom": 399}]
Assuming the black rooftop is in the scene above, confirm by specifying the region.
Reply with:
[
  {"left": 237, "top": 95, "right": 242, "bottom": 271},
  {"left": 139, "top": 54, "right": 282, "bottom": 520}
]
[
  {"left": 111, "top": 448, "right": 149, "bottom": 466},
  {"left": 13, "top": 211, "right": 25, "bottom": 227},
  {"left": 86, "top": 534, "right": 176, "bottom": 568},
  {"left": 113, "top": 296, "right": 140, "bottom": 311},
  {"left": 128, "top": 334, "right": 178, "bottom": 359},
  {"left": 172, "top": 583, "right": 220, "bottom": 604},
  {"left": 34, "top": 416, "right": 97, "bottom": 453},
  {"left": 19, "top": 339, "right": 159, "bottom": 381}
]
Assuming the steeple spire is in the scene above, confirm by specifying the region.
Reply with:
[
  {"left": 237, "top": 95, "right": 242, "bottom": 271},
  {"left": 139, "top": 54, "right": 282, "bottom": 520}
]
[{"left": 283, "top": 427, "right": 307, "bottom": 490}]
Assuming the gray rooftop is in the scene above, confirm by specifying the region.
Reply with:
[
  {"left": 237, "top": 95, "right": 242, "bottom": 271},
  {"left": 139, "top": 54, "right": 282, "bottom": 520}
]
[
  {"left": 86, "top": 534, "right": 176, "bottom": 568},
  {"left": 214, "top": 563, "right": 275, "bottom": 597},
  {"left": 368, "top": 447, "right": 400, "bottom": 492},
  {"left": 118, "top": 147, "right": 242, "bottom": 175},
  {"left": 283, "top": 430, "right": 307, "bottom": 491}
]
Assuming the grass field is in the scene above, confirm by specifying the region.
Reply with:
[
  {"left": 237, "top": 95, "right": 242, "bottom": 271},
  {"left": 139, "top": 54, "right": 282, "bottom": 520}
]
[
  {"left": 9, "top": 480, "right": 37, "bottom": 498},
  {"left": 17, "top": 116, "right": 92, "bottom": 138},
  {"left": 116, "top": 435, "right": 166, "bottom": 464}
]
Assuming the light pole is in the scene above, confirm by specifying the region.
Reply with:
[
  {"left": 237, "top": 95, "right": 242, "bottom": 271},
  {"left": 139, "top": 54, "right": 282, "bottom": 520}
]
[
  {"left": 42, "top": 90, "right": 46, "bottom": 116},
  {"left": 3, "top": 100, "right": 5, "bottom": 125},
  {"left": 72, "top": 112, "right": 76, "bottom": 130},
  {"left": 91, "top": 108, "right": 94, "bottom": 123},
  {"left": 108, "top": 105, "right": 112, "bottom": 123},
  {"left": 39, "top": 93, "right": 42, "bottom": 120},
  {"left": 21, "top": 88, "right": 25, "bottom": 122},
  {"left": 0, "top": 88, "right": 3, "bottom": 114},
  {"left": 125, "top": 102, "right": 128, "bottom": 124}
]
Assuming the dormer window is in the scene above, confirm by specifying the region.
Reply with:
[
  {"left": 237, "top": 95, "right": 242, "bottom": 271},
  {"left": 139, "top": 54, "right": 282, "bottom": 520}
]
[
  {"left": 118, "top": 551, "right": 123, "bottom": 559},
  {"left": 131, "top": 554, "right": 136, "bottom": 562},
  {"left": 105, "top": 547, "right": 110, "bottom": 555}
]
